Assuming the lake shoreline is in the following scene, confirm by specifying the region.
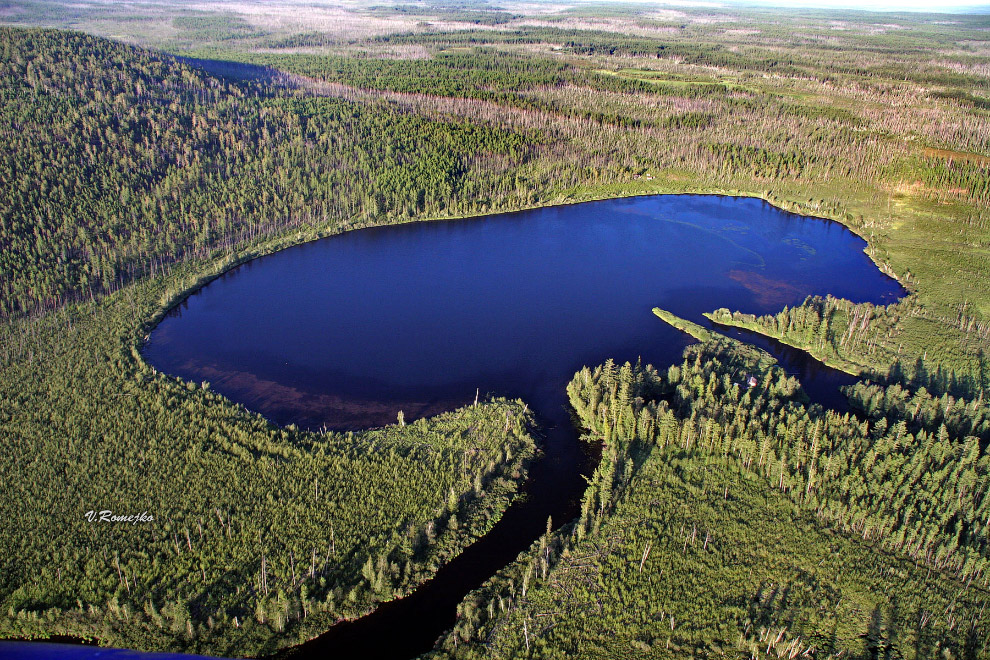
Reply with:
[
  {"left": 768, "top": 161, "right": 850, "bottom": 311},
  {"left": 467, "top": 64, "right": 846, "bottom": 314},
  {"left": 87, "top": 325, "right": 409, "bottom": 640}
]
[
  {"left": 3, "top": 192, "right": 904, "bottom": 659},
  {"left": 141, "top": 194, "right": 901, "bottom": 658},
  {"left": 136, "top": 186, "right": 908, "bottom": 377}
]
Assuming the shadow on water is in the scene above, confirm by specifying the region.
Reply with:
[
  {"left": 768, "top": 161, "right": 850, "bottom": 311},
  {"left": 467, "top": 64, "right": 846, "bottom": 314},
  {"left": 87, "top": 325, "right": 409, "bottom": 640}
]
[{"left": 175, "top": 57, "right": 285, "bottom": 83}]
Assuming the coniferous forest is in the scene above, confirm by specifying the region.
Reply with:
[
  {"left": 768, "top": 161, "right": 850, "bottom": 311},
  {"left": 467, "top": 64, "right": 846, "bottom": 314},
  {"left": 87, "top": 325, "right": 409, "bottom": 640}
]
[
  {"left": 431, "top": 333, "right": 990, "bottom": 659},
  {"left": 2, "top": 1, "right": 990, "bottom": 658}
]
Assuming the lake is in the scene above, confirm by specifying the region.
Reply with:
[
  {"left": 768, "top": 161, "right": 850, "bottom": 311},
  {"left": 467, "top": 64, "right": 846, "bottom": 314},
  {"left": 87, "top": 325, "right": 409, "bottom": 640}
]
[
  {"left": 6, "top": 195, "right": 903, "bottom": 660},
  {"left": 145, "top": 194, "right": 902, "bottom": 433}
]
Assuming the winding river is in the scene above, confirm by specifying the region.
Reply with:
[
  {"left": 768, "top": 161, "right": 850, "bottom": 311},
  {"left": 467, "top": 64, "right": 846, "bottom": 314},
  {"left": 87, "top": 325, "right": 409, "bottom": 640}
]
[{"left": 2, "top": 195, "right": 904, "bottom": 660}]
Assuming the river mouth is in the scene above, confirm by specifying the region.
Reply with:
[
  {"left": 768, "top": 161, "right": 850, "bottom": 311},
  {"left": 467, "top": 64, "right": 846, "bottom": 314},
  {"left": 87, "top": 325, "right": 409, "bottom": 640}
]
[{"left": 141, "top": 194, "right": 904, "bottom": 659}]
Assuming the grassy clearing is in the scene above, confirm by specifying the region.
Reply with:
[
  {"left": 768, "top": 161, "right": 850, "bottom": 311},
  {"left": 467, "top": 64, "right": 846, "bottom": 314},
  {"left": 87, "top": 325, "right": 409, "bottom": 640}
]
[{"left": 652, "top": 307, "right": 712, "bottom": 343}]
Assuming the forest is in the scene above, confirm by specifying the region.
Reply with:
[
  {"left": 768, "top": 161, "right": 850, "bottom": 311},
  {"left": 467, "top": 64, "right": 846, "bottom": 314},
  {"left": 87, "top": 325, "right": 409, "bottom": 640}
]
[
  {"left": 428, "top": 330, "right": 990, "bottom": 659},
  {"left": 1, "top": 267, "right": 538, "bottom": 655},
  {"left": 1, "top": 1, "right": 989, "bottom": 657}
]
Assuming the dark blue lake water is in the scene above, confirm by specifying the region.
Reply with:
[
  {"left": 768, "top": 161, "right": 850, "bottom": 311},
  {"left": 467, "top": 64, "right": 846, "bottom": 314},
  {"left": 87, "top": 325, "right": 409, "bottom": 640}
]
[
  {"left": 4, "top": 195, "right": 903, "bottom": 660},
  {"left": 145, "top": 194, "right": 901, "bottom": 432}
]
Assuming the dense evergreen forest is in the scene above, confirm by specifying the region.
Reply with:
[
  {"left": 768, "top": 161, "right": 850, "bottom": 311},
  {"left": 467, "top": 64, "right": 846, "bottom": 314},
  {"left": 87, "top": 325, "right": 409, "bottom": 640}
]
[
  {"left": 0, "top": 29, "right": 544, "bottom": 315},
  {"left": 1, "top": 1, "right": 990, "bottom": 657},
  {"left": 428, "top": 332, "right": 990, "bottom": 659}
]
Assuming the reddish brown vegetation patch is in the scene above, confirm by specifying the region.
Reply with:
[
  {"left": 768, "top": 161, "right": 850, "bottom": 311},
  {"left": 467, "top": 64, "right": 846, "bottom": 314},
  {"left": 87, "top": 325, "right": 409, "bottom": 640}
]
[
  {"left": 728, "top": 269, "right": 805, "bottom": 307},
  {"left": 182, "top": 361, "right": 463, "bottom": 431},
  {"left": 923, "top": 147, "right": 990, "bottom": 166}
]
